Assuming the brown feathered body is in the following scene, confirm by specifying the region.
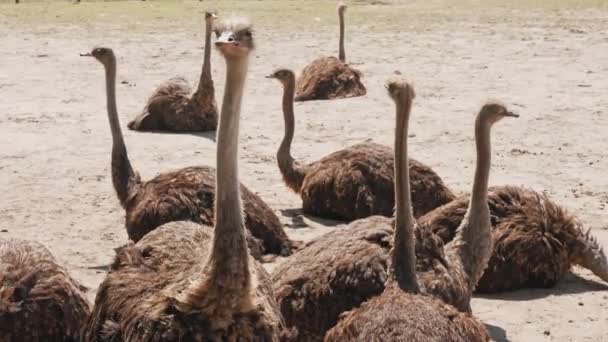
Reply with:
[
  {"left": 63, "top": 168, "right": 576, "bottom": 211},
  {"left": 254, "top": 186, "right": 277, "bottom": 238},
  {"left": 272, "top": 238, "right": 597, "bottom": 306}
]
[
  {"left": 294, "top": 57, "right": 366, "bottom": 101},
  {"left": 0, "top": 239, "right": 91, "bottom": 342},
  {"left": 299, "top": 142, "right": 455, "bottom": 221},
  {"left": 128, "top": 76, "right": 218, "bottom": 132},
  {"left": 122, "top": 166, "right": 294, "bottom": 258},
  {"left": 325, "top": 285, "right": 489, "bottom": 342},
  {"left": 272, "top": 216, "right": 470, "bottom": 341},
  {"left": 82, "top": 221, "right": 286, "bottom": 341},
  {"left": 420, "top": 185, "right": 608, "bottom": 292}
]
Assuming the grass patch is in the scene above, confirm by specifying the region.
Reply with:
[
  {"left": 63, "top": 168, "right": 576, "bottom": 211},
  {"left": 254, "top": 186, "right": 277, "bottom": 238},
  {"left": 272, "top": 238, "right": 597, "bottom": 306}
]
[{"left": 1, "top": 0, "right": 606, "bottom": 32}]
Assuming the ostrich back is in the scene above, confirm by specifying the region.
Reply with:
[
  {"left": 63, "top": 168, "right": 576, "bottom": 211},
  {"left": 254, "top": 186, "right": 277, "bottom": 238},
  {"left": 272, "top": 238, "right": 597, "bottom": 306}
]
[
  {"left": 0, "top": 239, "right": 90, "bottom": 342},
  {"left": 82, "top": 221, "right": 285, "bottom": 341},
  {"left": 271, "top": 215, "right": 457, "bottom": 341},
  {"left": 300, "top": 142, "right": 455, "bottom": 221},
  {"left": 124, "top": 166, "right": 293, "bottom": 258},
  {"left": 129, "top": 77, "right": 218, "bottom": 132},
  {"left": 294, "top": 56, "right": 366, "bottom": 101},
  {"left": 325, "top": 286, "right": 490, "bottom": 342},
  {"left": 419, "top": 185, "right": 584, "bottom": 292}
]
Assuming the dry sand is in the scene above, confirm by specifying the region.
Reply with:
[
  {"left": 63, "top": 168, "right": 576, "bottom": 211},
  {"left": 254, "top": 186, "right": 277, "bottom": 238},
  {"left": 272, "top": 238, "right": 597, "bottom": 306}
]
[{"left": 1, "top": 1, "right": 607, "bottom": 341}]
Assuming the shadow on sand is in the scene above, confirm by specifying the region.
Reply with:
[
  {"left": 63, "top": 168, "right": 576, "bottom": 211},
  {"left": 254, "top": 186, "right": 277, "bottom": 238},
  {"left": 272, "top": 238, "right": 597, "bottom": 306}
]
[
  {"left": 484, "top": 323, "right": 510, "bottom": 342},
  {"left": 475, "top": 272, "right": 608, "bottom": 301},
  {"left": 128, "top": 128, "right": 217, "bottom": 142},
  {"left": 280, "top": 208, "right": 346, "bottom": 229}
]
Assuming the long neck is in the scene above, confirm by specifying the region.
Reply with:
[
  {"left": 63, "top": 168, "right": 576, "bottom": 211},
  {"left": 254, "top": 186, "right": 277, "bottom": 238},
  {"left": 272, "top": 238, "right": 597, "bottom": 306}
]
[
  {"left": 105, "top": 57, "right": 137, "bottom": 208},
  {"left": 471, "top": 117, "right": 492, "bottom": 210},
  {"left": 338, "top": 10, "right": 345, "bottom": 62},
  {"left": 391, "top": 94, "right": 419, "bottom": 293},
  {"left": 449, "top": 114, "right": 493, "bottom": 291},
  {"left": 198, "top": 19, "right": 213, "bottom": 91},
  {"left": 208, "top": 56, "right": 251, "bottom": 293},
  {"left": 277, "top": 76, "right": 306, "bottom": 193}
]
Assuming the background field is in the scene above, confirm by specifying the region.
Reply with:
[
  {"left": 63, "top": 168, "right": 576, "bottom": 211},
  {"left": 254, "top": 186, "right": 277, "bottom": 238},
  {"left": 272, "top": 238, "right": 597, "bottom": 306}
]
[{"left": 1, "top": 1, "right": 607, "bottom": 341}]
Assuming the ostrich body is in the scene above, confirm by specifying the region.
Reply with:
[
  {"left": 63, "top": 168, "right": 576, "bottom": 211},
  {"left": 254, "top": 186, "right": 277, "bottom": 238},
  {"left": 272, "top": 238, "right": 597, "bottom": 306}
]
[
  {"left": 83, "top": 21, "right": 288, "bottom": 341},
  {"left": 294, "top": 2, "right": 366, "bottom": 101},
  {"left": 419, "top": 184, "right": 608, "bottom": 292},
  {"left": 0, "top": 239, "right": 91, "bottom": 342},
  {"left": 84, "top": 45, "right": 294, "bottom": 258},
  {"left": 267, "top": 68, "right": 454, "bottom": 221},
  {"left": 272, "top": 92, "right": 516, "bottom": 340},
  {"left": 128, "top": 12, "right": 218, "bottom": 132},
  {"left": 327, "top": 80, "right": 488, "bottom": 342}
]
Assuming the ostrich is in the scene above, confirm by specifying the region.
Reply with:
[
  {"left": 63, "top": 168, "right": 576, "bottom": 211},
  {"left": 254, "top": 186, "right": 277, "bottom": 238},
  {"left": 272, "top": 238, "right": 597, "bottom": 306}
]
[
  {"left": 325, "top": 79, "right": 489, "bottom": 342},
  {"left": 294, "top": 1, "right": 366, "bottom": 101},
  {"left": 82, "top": 19, "right": 289, "bottom": 341},
  {"left": 0, "top": 239, "right": 91, "bottom": 341},
  {"left": 80, "top": 47, "right": 295, "bottom": 258},
  {"left": 419, "top": 185, "right": 608, "bottom": 292},
  {"left": 128, "top": 11, "right": 218, "bottom": 132},
  {"left": 271, "top": 84, "right": 516, "bottom": 340},
  {"left": 267, "top": 68, "right": 455, "bottom": 221}
]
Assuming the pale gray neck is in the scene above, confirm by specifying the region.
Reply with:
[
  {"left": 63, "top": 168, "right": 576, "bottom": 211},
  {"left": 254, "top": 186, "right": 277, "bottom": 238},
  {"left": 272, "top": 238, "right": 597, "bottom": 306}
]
[
  {"left": 391, "top": 94, "right": 419, "bottom": 293},
  {"left": 105, "top": 57, "right": 126, "bottom": 152},
  {"left": 449, "top": 113, "right": 494, "bottom": 291},
  {"left": 200, "top": 20, "right": 213, "bottom": 85},
  {"left": 470, "top": 116, "right": 492, "bottom": 210},
  {"left": 338, "top": 11, "right": 346, "bottom": 63},
  {"left": 278, "top": 76, "right": 296, "bottom": 170},
  {"left": 210, "top": 56, "right": 250, "bottom": 281}
]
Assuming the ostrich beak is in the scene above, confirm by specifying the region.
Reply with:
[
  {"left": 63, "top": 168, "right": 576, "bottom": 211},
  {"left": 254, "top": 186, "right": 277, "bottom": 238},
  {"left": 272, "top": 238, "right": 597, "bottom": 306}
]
[
  {"left": 215, "top": 32, "right": 240, "bottom": 50},
  {"left": 265, "top": 74, "right": 275, "bottom": 79},
  {"left": 504, "top": 111, "right": 519, "bottom": 118},
  {"left": 79, "top": 52, "right": 92, "bottom": 57}
]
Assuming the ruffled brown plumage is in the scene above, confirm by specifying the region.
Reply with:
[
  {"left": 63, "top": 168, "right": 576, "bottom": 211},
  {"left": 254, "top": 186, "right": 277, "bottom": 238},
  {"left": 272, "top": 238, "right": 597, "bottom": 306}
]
[
  {"left": 325, "top": 286, "right": 489, "bottom": 342},
  {"left": 300, "top": 142, "right": 455, "bottom": 221},
  {"left": 0, "top": 239, "right": 91, "bottom": 342},
  {"left": 294, "top": 56, "right": 366, "bottom": 101},
  {"left": 419, "top": 185, "right": 608, "bottom": 292},
  {"left": 128, "top": 76, "right": 218, "bottom": 132},
  {"left": 82, "top": 221, "right": 287, "bottom": 341},
  {"left": 272, "top": 214, "right": 475, "bottom": 341},
  {"left": 272, "top": 216, "right": 452, "bottom": 341},
  {"left": 124, "top": 166, "right": 296, "bottom": 258}
]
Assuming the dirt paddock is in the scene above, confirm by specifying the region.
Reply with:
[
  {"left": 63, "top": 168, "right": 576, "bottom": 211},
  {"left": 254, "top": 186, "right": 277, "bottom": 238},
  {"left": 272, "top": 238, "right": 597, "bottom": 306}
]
[{"left": 1, "top": 1, "right": 607, "bottom": 341}]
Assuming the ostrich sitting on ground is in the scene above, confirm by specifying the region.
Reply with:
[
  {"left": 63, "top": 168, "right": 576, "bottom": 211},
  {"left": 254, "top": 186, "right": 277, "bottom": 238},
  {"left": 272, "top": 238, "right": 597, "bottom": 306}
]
[
  {"left": 419, "top": 185, "right": 608, "bottom": 292},
  {"left": 272, "top": 81, "right": 516, "bottom": 340},
  {"left": 325, "top": 79, "right": 489, "bottom": 342},
  {"left": 82, "top": 19, "right": 290, "bottom": 341},
  {"left": 128, "top": 11, "right": 218, "bottom": 132},
  {"left": 81, "top": 45, "right": 295, "bottom": 258},
  {"left": 294, "top": 2, "right": 366, "bottom": 101},
  {"left": 0, "top": 239, "right": 90, "bottom": 341},
  {"left": 267, "top": 68, "right": 454, "bottom": 221}
]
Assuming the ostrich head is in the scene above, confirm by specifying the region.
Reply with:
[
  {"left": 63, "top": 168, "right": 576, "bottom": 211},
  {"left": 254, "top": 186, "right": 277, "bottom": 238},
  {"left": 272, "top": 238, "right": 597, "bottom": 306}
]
[
  {"left": 479, "top": 102, "right": 519, "bottom": 125},
  {"left": 214, "top": 16, "right": 254, "bottom": 59},
  {"left": 386, "top": 78, "right": 415, "bottom": 103},
  {"left": 337, "top": 1, "right": 347, "bottom": 14},
  {"left": 80, "top": 47, "right": 114, "bottom": 66},
  {"left": 205, "top": 11, "right": 217, "bottom": 21},
  {"left": 266, "top": 69, "right": 296, "bottom": 85}
]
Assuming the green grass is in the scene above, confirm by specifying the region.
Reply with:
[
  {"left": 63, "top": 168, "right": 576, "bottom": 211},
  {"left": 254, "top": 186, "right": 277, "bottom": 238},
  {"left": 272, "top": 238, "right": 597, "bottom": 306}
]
[{"left": 1, "top": 0, "right": 606, "bottom": 32}]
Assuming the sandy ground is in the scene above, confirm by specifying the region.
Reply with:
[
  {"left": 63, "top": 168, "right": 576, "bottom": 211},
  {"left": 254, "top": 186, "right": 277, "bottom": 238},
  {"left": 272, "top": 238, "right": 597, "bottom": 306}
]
[{"left": 1, "top": 1, "right": 607, "bottom": 341}]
